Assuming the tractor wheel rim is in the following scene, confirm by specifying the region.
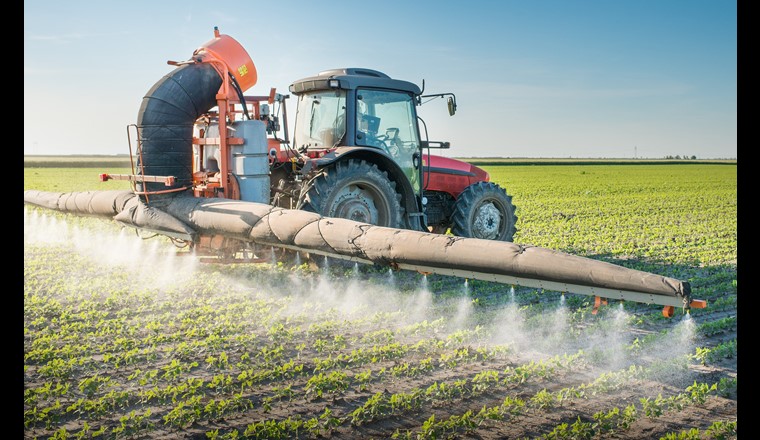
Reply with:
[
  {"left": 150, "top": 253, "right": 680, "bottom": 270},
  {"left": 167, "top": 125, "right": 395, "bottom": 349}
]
[
  {"left": 332, "top": 184, "right": 380, "bottom": 224},
  {"left": 472, "top": 202, "right": 502, "bottom": 239}
]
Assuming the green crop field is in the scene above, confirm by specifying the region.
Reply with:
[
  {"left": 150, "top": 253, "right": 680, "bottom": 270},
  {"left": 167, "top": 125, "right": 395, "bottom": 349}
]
[{"left": 24, "top": 161, "right": 737, "bottom": 439}]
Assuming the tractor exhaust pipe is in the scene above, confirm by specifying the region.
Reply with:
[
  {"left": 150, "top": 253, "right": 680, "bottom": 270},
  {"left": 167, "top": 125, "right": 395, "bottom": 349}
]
[{"left": 24, "top": 189, "right": 703, "bottom": 314}]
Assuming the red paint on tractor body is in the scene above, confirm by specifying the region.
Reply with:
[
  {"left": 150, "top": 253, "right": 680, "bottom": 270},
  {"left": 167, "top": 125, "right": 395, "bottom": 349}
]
[{"left": 423, "top": 154, "right": 491, "bottom": 198}]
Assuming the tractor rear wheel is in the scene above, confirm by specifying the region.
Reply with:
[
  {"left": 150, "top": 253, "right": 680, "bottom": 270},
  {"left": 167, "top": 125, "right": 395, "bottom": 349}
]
[
  {"left": 451, "top": 181, "right": 517, "bottom": 241},
  {"left": 304, "top": 159, "right": 404, "bottom": 228}
]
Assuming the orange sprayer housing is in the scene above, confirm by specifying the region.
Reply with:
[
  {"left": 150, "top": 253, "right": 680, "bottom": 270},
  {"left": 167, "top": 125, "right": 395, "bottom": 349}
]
[{"left": 195, "top": 28, "right": 257, "bottom": 92}]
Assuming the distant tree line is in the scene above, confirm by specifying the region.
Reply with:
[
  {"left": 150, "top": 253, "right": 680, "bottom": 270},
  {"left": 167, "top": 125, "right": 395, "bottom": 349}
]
[{"left": 664, "top": 155, "right": 698, "bottom": 160}]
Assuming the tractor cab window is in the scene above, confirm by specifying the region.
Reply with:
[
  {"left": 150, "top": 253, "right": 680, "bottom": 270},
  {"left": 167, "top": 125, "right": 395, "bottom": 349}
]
[
  {"left": 356, "top": 89, "right": 421, "bottom": 191},
  {"left": 293, "top": 90, "right": 347, "bottom": 150}
]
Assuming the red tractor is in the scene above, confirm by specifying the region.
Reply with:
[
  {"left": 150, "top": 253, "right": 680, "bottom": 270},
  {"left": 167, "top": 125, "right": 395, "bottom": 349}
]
[
  {"left": 108, "top": 29, "right": 517, "bottom": 258},
  {"left": 276, "top": 67, "right": 517, "bottom": 241}
]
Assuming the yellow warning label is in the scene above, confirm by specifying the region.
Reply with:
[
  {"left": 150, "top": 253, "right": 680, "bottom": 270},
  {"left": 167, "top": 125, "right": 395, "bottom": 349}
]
[{"left": 238, "top": 65, "right": 248, "bottom": 76}]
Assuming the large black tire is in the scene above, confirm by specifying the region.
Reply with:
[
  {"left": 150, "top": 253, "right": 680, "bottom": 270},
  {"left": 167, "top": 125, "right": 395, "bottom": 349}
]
[
  {"left": 450, "top": 181, "right": 517, "bottom": 241},
  {"left": 304, "top": 159, "right": 404, "bottom": 228}
]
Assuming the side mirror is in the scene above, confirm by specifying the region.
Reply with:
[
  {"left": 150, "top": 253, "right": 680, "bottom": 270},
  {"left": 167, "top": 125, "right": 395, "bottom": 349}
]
[{"left": 447, "top": 96, "right": 457, "bottom": 116}]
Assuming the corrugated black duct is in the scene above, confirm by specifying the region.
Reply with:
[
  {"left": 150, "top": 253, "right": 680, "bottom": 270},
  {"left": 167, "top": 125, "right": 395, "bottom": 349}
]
[{"left": 135, "top": 63, "right": 223, "bottom": 196}]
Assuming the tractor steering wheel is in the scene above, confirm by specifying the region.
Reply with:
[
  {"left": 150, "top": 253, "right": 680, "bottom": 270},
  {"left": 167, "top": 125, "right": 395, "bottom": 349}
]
[
  {"left": 372, "top": 135, "right": 399, "bottom": 157},
  {"left": 377, "top": 128, "right": 401, "bottom": 157}
]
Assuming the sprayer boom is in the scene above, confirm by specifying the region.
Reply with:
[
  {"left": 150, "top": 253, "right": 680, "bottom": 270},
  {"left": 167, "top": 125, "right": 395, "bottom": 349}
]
[{"left": 23, "top": 189, "right": 705, "bottom": 317}]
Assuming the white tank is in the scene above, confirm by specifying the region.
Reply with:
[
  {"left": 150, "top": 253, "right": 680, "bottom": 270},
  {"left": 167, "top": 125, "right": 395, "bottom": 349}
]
[{"left": 230, "top": 120, "right": 270, "bottom": 204}]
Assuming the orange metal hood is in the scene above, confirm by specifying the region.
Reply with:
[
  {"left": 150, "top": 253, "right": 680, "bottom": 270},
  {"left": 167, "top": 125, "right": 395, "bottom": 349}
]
[{"left": 194, "top": 27, "right": 257, "bottom": 92}]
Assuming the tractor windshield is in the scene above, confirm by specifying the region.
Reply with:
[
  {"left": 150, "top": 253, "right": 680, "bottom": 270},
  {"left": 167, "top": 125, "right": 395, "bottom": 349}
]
[
  {"left": 293, "top": 90, "right": 347, "bottom": 150},
  {"left": 356, "top": 89, "right": 421, "bottom": 192}
]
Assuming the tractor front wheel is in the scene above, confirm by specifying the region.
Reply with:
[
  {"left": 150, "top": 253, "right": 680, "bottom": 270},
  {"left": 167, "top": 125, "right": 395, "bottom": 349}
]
[
  {"left": 304, "top": 159, "right": 404, "bottom": 228},
  {"left": 451, "top": 181, "right": 517, "bottom": 241}
]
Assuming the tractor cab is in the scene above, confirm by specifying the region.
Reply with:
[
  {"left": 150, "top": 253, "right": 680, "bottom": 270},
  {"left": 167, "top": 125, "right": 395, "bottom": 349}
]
[
  {"left": 287, "top": 68, "right": 429, "bottom": 229},
  {"left": 289, "top": 68, "right": 424, "bottom": 197}
]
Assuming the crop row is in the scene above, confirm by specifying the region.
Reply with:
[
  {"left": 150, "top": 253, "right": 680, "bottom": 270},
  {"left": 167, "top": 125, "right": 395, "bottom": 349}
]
[{"left": 25, "top": 236, "right": 732, "bottom": 438}]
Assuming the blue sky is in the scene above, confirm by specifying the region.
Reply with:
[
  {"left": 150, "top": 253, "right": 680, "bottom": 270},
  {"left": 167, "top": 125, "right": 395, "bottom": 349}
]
[{"left": 24, "top": 0, "right": 736, "bottom": 159}]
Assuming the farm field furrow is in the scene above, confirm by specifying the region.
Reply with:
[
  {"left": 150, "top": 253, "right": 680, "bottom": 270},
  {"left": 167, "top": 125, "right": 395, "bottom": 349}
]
[{"left": 24, "top": 163, "right": 737, "bottom": 439}]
